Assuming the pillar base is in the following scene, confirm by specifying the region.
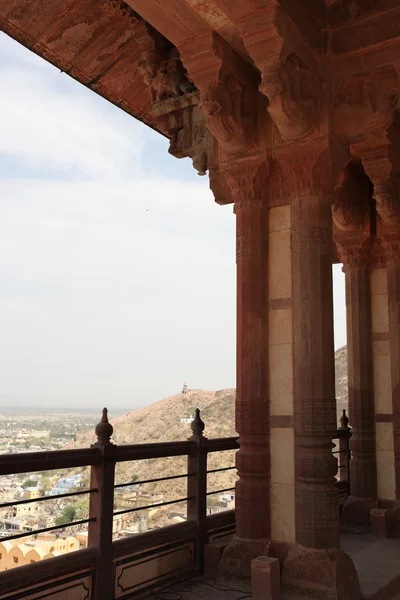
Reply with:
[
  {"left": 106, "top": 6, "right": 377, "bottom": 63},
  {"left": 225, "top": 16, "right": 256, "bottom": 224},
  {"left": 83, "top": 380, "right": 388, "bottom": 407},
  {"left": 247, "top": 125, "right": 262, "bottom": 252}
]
[
  {"left": 282, "top": 545, "right": 361, "bottom": 600},
  {"left": 340, "top": 496, "right": 372, "bottom": 532},
  {"left": 216, "top": 535, "right": 270, "bottom": 588}
]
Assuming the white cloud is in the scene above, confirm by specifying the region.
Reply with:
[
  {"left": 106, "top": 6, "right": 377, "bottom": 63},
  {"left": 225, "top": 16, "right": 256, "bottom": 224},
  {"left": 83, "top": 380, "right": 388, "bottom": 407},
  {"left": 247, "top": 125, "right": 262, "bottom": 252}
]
[
  {"left": 0, "top": 35, "right": 236, "bottom": 409},
  {"left": 0, "top": 34, "right": 345, "bottom": 411}
]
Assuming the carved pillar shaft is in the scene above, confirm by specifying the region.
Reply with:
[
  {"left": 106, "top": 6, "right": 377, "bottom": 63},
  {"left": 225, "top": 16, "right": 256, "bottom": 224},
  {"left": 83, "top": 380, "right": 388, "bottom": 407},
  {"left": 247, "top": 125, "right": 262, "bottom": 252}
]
[
  {"left": 386, "top": 257, "right": 400, "bottom": 500},
  {"left": 292, "top": 194, "right": 340, "bottom": 549},
  {"left": 234, "top": 191, "right": 270, "bottom": 541},
  {"left": 344, "top": 263, "right": 377, "bottom": 500}
]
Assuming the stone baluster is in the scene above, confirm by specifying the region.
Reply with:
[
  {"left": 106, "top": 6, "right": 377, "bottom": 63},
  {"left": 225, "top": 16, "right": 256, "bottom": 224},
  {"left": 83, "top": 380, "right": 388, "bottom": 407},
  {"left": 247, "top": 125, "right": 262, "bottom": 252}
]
[
  {"left": 187, "top": 408, "right": 207, "bottom": 572},
  {"left": 89, "top": 408, "right": 116, "bottom": 600}
]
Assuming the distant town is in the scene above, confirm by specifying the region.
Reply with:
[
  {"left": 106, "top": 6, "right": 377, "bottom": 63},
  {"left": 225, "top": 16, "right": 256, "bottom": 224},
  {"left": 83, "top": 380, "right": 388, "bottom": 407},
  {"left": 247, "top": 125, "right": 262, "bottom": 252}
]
[{"left": 0, "top": 403, "right": 236, "bottom": 571}]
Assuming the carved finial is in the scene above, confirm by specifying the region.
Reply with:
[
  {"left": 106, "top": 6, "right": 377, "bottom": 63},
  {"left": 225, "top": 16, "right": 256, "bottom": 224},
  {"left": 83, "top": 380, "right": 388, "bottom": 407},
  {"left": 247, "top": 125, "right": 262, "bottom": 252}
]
[
  {"left": 339, "top": 409, "right": 349, "bottom": 431},
  {"left": 190, "top": 408, "right": 205, "bottom": 438},
  {"left": 95, "top": 408, "right": 114, "bottom": 445}
]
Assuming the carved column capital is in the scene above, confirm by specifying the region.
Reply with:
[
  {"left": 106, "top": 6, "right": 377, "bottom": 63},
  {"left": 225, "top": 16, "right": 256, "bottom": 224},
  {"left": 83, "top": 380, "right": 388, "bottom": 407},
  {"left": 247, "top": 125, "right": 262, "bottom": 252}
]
[
  {"left": 223, "top": 158, "right": 270, "bottom": 206},
  {"left": 380, "top": 231, "right": 400, "bottom": 268},
  {"left": 335, "top": 237, "right": 371, "bottom": 271},
  {"left": 276, "top": 138, "right": 350, "bottom": 200}
]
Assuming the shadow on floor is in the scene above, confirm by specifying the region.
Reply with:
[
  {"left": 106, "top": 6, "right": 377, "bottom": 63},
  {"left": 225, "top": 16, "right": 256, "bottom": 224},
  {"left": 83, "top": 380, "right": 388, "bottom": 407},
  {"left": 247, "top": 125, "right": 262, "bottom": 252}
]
[
  {"left": 146, "top": 535, "right": 400, "bottom": 600},
  {"left": 342, "top": 533, "right": 400, "bottom": 599}
]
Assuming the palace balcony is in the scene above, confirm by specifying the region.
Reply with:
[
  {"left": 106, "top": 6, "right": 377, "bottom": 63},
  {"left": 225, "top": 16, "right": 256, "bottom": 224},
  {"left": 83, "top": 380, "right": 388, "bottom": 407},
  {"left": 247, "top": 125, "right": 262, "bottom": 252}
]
[{"left": 2, "top": 408, "right": 398, "bottom": 600}]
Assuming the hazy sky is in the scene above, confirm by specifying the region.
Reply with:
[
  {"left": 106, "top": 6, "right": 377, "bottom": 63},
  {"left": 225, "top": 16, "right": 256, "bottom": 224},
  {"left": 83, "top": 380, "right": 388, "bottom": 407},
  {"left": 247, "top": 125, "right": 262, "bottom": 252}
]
[{"left": 0, "top": 34, "right": 346, "bottom": 411}]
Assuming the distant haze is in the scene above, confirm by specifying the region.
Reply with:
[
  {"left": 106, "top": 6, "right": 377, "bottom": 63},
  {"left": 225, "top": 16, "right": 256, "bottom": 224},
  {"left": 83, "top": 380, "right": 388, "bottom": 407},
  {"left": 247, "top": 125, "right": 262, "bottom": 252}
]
[{"left": 0, "top": 34, "right": 346, "bottom": 411}]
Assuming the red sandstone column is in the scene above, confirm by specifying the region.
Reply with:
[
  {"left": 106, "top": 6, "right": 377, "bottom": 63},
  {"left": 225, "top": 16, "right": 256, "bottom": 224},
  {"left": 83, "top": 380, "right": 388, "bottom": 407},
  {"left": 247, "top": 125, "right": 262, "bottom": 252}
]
[
  {"left": 344, "top": 258, "right": 377, "bottom": 503},
  {"left": 291, "top": 193, "right": 339, "bottom": 549},
  {"left": 383, "top": 240, "right": 400, "bottom": 501},
  {"left": 332, "top": 160, "right": 377, "bottom": 525},
  {"left": 217, "top": 159, "right": 270, "bottom": 584}
]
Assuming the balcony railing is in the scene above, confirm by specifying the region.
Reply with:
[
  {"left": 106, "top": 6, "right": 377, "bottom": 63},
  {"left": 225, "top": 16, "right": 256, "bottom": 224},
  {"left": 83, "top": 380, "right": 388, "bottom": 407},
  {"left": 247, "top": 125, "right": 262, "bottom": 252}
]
[
  {"left": 0, "top": 408, "right": 351, "bottom": 600},
  {"left": 0, "top": 408, "right": 238, "bottom": 600}
]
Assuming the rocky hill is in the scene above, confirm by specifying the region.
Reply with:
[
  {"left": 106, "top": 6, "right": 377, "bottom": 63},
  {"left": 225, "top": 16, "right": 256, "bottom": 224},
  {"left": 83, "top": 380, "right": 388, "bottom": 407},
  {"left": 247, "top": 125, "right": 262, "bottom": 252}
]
[
  {"left": 71, "top": 347, "right": 348, "bottom": 515},
  {"left": 335, "top": 345, "right": 348, "bottom": 419}
]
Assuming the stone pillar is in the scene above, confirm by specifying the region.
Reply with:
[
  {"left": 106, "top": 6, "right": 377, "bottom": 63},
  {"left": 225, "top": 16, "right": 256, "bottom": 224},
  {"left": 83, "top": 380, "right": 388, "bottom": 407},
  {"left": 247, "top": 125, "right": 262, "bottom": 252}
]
[
  {"left": 268, "top": 204, "right": 295, "bottom": 547},
  {"left": 382, "top": 237, "right": 400, "bottom": 506},
  {"left": 337, "top": 252, "right": 377, "bottom": 529},
  {"left": 332, "top": 159, "right": 377, "bottom": 529},
  {"left": 217, "top": 159, "right": 270, "bottom": 585},
  {"left": 345, "top": 259, "right": 376, "bottom": 492},
  {"left": 292, "top": 193, "right": 339, "bottom": 550},
  {"left": 370, "top": 264, "right": 395, "bottom": 504},
  {"left": 282, "top": 190, "right": 361, "bottom": 599},
  {"left": 362, "top": 145, "right": 399, "bottom": 528}
]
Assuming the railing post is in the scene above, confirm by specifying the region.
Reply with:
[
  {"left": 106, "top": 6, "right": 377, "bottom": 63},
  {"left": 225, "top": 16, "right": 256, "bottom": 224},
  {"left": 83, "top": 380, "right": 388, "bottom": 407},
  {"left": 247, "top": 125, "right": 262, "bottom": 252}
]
[
  {"left": 88, "top": 408, "right": 116, "bottom": 600},
  {"left": 338, "top": 409, "right": 352, "bottom": 490},
  {"left": 187, "top": 409, "right": 207, "bottom": 574}
]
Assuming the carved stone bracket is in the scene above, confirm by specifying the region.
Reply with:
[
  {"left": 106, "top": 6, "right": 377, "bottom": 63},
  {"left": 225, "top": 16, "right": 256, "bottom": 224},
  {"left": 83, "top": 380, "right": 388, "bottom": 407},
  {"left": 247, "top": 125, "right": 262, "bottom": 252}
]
[
  {"left": 179, "top": 33, "right": 261, "bottom": 153},
  {"left": 235, "top": 4, "right": 319, "bottom": 141},
  {"left": 361, "top": 144, "right": 400, "bottom": 225},
  {"left": 332, "top": 160, "right": 372, "bottom": 269},
  {"left": 334, "top": 67, "right": 400, "bottom": 144},
  {"left": 151, "top": 94, "right": 212, "bottom": 176}
]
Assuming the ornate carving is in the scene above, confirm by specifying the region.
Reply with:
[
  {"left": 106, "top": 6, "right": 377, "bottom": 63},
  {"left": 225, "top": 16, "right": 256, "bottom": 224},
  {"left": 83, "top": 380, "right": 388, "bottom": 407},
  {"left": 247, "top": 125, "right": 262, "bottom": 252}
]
[
  {"left": 233, "top": 4, "right": 319, "bottom": 141},
  {"left": 334, "top": 68, "right": 400, "bottom": 143},
  {"left": 380, "top": 230, "right": 400, "bottom": 267},
  {"left": 332, "top": 160, "right": 373, "bottom": 268},
  {"left": 261, "top": 52, "right": 318, "bottom": 141},
  {"left": 332, "top": 161, "right": 369, "bottom": 233},
  {"left": 209, "top": 169, "right": 231, "bottom": 205},
  {"left": 224, "top": 159, "right": 270, "bottom": 205},
  {"left": 179, "top": 33, "right": 260, "bottom": 152},
  {"left": 361, "top": 147, "right": 400, "bottom": 225},
  {"left": 139, "top": 47, "right": 195, "bottom": 104},
  {"left": 276, "top": 140, "right": 350, "bottom": 200},
  {"left": 282, "top": 546, "right": 362, "bottom": 599}
]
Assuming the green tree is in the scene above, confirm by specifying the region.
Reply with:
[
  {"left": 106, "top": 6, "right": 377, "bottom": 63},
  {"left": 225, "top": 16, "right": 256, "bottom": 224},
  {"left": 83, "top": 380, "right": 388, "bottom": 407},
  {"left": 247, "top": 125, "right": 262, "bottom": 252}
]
[
  {"left": 74, "top": 496, "right": 89, "bottom": 520},
  {"left": 22, "top": 478, "right": 37, "bottom": 488},
  {"left": 130, "top": 474, "right": 139, "bottom": 483},
  {"left": 55, "top": 505, "right": 77, "bottom": 526}
]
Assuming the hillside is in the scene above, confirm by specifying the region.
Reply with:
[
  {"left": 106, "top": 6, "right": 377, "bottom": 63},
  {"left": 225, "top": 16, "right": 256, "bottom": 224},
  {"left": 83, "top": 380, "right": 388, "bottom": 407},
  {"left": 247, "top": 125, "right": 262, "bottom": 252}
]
[
  {"left": 70, "top": 347, "right": 348, "bottom": 518},
  {"left": 335, "top": 345, "right": 348, "bottom": 419}
]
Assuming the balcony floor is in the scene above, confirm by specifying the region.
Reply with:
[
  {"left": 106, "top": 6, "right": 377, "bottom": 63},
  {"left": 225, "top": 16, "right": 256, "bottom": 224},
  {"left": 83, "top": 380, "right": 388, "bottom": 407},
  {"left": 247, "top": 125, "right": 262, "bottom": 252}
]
[
  {"left": 146, "top": 535, "right": 400, "bottom": 600},
  {"left": 342, "top": 533, "right": 400, "bottom": 599}
]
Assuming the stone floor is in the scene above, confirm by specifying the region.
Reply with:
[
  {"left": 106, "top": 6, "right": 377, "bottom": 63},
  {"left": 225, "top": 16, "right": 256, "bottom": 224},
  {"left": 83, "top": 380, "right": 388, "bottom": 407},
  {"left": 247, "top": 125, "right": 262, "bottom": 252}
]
[
  {"left": 342, "top": 533, "right": 400, "bottom": 599},
  {"left": 146, "top": 535, "right": 400, "bottom": 600}
]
